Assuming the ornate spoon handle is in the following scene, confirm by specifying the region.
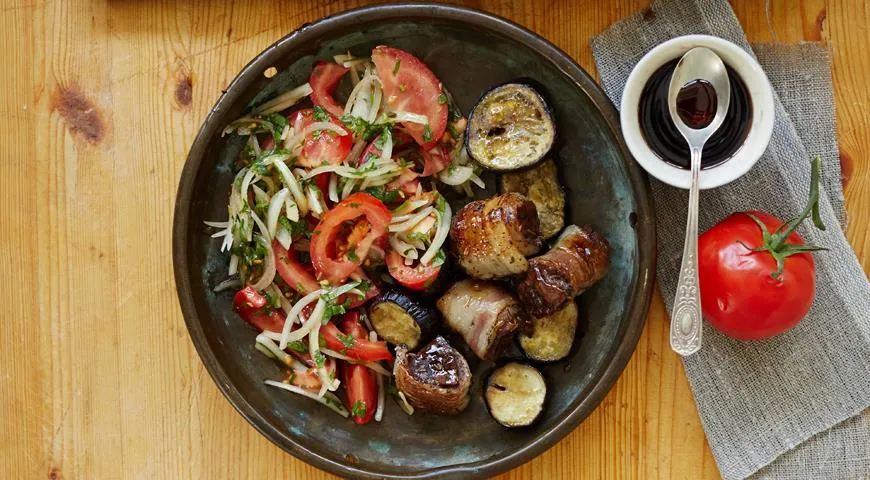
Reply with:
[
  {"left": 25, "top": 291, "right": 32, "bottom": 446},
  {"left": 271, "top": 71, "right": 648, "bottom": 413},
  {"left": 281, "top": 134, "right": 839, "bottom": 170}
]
[{"left": 670, "top": 147, "right": 703, "bottom": 356}]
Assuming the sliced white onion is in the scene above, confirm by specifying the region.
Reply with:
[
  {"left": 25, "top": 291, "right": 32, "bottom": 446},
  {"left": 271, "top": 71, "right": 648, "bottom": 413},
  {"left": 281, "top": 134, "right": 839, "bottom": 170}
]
[
  {"left": 266, "top": 188, "right": 290, "bottom": 238},
  {"left": 327, "top": 173, "right": 339, "bottom": 203},
  {"left": 275, "top": 226, "right": 292, "bottom": 250},
  {"left": 264, "top": 380, "right": 349, "bottom": 418},
  {"left": 256, "top": 333, "right": 294, "bottom": 366},
  {"left": 285, "top": 122, "right": 349, "bottom": 152},
  {"left": 304, "top": 164, "right": 358, "bottom": 179},
  {"left": 341, "top": 178, "right": 357, "bottom": 199},
  {"left": 389, "top": 206, "right": 435, "bottom": 232},
  {"left": 389, "top": 235, "right": 417, "bottom": 260},
  {"left": 228, "top": 254, "right": 239, "bottom": 276},
  {"left": 437, "top": 165, "right": 474, "bottom": 186},
  {"left": 284, "top": 196, "right": 299, "bottom": 223},
  {"left": 345, "top": 74, "right": 380, "bottom": 119},
  {"left": 270, "top": 157, "right": 308, "bottom": 216},
  {"left": 213, "top": 276, "right": 241, "bottom": 293},
  {"left": 247, "top": 135, "right": 261, "bottom": 156},
  {"left": 379, "top": 128, "right": 393, "bottom": 163},
  {"left": 279, "top": 292, "right": 323, "bottom": 349},
  {"left": 392, "top": 197, "right": 433, "bottom": 217},
  {"left": 320, "top": 349, "right": 391, "bottom": 377},
  {"left": 375, "top": 372, "right": 385, "bottom": 422},
  {"left": 469, "top": 172, "right": 486, "bottom": 189},
  {"left": 420, "top": 201, "right": 452, "bottom": 265},
  {"left": 307, "top": 185, "right": 324, "bottom": 218},
  {"left": 203, "top": 220, "right": 229, "bottom": 228},
  {"left": 253, "top": 82, "right": 313, "bottom": 115},
  {"left": 391, "top": 111, "right": 428, "bottom": 124},
  {"left": 249, "top": 235, "right": 277, "bottom": 292},
  {"left": 252, "top": 184, "right": 269, "bottom": 204}
]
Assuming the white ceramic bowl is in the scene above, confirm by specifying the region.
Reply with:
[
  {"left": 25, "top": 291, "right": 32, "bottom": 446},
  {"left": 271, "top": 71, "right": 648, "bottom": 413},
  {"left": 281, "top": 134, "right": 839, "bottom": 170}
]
[{"left": 620, "top": 35, "right": 774, "bottom": 190}]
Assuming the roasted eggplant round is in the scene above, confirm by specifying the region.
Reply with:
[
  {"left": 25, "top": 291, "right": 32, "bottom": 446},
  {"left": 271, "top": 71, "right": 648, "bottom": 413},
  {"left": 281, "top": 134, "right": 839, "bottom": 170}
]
[
  {"left": 368, "top": 288, "right": 437, "bottom": 350},
  {"left": 500, "top": 158, "right": 565, "bottom": 239},
  {"left": 485, "top": 362, "right": 547, "bottom": 427},
  {"left": 466, "top": 82, "right": 555, "bottom": 171},
  {"left": 393, "top": 336, "right": 472, "bottom": 415},
  {"left": 518, "top": 301, "right": 578, "bottom": 362}
]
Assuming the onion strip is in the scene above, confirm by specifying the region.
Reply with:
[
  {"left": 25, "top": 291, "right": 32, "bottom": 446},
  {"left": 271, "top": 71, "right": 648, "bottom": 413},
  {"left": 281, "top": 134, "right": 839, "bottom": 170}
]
[
  {"left": 252, "top": 82, "right": 313, "bottom": 115},
  {"left": 279, "top": 291, "right": 323, "bottom": 349},
  {"left": 264, "top": 380, "right": 349, "bottom": 418},
  {"left": 420, "top": 200, "right": 451, "bottom": 265},
  {"left": 266, "top": 188, "right": 290, "bottom": 237}
]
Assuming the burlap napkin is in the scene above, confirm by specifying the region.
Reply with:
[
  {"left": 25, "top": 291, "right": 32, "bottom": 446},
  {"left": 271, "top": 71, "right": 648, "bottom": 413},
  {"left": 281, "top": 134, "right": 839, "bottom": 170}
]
[{"left": 590, "top": 0, "right": 870, "bottom": 478}]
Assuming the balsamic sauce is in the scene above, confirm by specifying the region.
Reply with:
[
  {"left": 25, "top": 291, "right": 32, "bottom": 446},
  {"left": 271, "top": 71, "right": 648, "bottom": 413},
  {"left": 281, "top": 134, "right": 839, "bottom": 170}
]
[
  {"left": 639, "top": 59, "right": 752, "bottom": 170},
  {"left": 676, "top": 79, "right": 717, "bottom": 129}
]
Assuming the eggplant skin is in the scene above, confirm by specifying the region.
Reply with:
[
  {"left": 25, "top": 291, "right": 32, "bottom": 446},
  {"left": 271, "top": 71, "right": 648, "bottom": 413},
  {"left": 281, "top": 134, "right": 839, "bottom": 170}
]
[
  {"left": 517, "top": 225, "right": 610, "bottom": 317},
  {"left": 466, "top": 82, "right": 556, "bottom": 171},
  {"left": 485, "top": 362, "right": 546, "bottom": 427},
  {"left": 518, "top": 301, "right": 578, "bottom": 362},
  {"left": 368, "top": 288, "right": 437, "bottom": 350},
  {"left": 500, "top": 159, "right": 565, "bottom": 239},
  {"left": 393, "top": 337, "right": 472, "bottom": 415}
]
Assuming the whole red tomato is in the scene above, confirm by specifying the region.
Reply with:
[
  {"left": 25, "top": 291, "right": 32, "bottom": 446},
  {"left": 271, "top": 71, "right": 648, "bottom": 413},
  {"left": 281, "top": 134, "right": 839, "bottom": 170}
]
[{"left": 698, "top": 159, "right": 826, "bottom": 340}]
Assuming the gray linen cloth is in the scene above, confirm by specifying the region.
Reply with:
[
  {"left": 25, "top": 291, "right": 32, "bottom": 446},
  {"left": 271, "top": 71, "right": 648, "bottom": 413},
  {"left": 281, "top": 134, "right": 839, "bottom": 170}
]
[{"left": 590, "top": 0, "right": 870, "bottom": 478}]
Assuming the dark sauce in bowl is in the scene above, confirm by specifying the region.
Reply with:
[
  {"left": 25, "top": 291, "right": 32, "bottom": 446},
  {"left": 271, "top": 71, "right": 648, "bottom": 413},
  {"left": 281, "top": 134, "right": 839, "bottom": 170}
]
[{"left": 639, "top": 59, "right": 752, "bottom": 169}]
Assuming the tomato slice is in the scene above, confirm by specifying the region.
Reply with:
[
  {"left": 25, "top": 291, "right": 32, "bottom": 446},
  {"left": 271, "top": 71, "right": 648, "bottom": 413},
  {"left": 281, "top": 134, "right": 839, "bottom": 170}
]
[
  {"left": 372, "top": 46, "right": 448, "bottom": 149},
  {"left": 309, "top": 61, "right": 349, "bottom": 118},
  {"left": 385, "top": 249, "right": 441, "bottom": 291},
  {"left": 233, "top": 287, "right": 285, "bottom": 332},
  {"left": 420, "top": 144, "right": 451, "bottom": 176},
  {"left": 320, "top": 322, "right": 393, "bottom": 362},
  {"left": 310, "top": 193, "right": 391, "bottom": 284},
  {"left": 288, "top": 108, "right": 352, "bottom": 167},
  {"left": 273, "top": 241, "right": 320, "bottom": 295}
]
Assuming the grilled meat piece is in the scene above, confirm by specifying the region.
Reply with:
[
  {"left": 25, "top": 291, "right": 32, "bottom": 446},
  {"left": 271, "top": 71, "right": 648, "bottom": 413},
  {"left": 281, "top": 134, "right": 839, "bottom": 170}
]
[
  {"left": 437, "top": 279, "right": 527, "bottom": 360},
  {"left": 500, "top": 159, "right": 565, "bottom": 239},
  {"left": 393, "top": 336, "right": 472, "bottom": 415},
  {"left": 517, "top": 224, "right": 610, "bottom": 317},
  {"left": 450, "top": 193, "right": 542, "bottom": 279}
]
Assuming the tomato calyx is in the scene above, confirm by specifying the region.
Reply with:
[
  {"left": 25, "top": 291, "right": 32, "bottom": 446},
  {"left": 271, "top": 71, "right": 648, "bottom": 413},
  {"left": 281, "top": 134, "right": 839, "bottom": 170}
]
[{"left": 738, "top": 157, "right": 827, "bottom": 280}]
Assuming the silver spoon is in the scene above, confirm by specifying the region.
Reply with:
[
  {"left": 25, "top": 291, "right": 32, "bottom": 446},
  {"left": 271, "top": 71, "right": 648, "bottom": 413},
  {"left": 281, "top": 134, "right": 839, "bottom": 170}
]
[{"left": 667, "top": 47, "right": 730, "bottom": 356}]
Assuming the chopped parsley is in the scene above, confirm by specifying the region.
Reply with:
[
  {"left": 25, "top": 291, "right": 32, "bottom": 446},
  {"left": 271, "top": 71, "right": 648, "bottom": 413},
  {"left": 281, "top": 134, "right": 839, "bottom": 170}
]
[
  {"left": 364, "top": 186, "right": 400, "bottom": 203},
  {"left": 340, "top": 114, "right": 393, "bottom": 141},
  {"left": 278, "top": 215, "right": 310, "bottom": 238},
  {"left": 337, "top": 332, "right": 356, "bottom": 349},
  {"left": 406, "top": 231, "right": 429, "bottom": 243},
  {"left": 313, "top": 351, "right": 326, "bottom": 369},
  {"left": 262, "top": 290, "right": 282, "bottom": 313},
  {"left": 437, "top": 92, "right": 448, "bottom": 104},
  {"left": 447, "top": 122, "right": 460, "bottom": 139},
  {"left": 398, "top": 84, "right": 407, "bottom": 93},
  {"left": 422, "top": 124, "right": 432, "bottom": 142},
  {"left": 286, "top": 340, "right": 308, "bottom": 353},
  {"left": 347, "top": 248, "right": 359, "bottom": 263},
  {"left": 265, "top": 114, "right": 288, "bottom": 143},
  {"left": 357, "top": 280, "right": 372, "bottom": 293},
  {"left": 312, "top": 105, "right": 329, "bottom": 122},
  {"left": 392, "top": 59, "right": 401, "bottom": 75},
  {"left": 432, "top": 248, "right": 447, "bottom": 266},
  {"left": 351, "top": 400, "right": 367, "bottom": 418}
]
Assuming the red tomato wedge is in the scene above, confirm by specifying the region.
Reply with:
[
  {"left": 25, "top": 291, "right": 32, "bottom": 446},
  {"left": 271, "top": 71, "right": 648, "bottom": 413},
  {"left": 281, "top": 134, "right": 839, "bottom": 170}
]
[
  {"left": 310, "top": 193, "right": 391, "bottom": 284},
  {"left": 320, "top": 322, "right": 393, "bottom": 362},
  {"left": 273, "top": 241, "right": 320, "bottom": 295},
  {"left": 233, "top": 287, "right": 285, "bottom": 332},
  {"left": 386, "top": 249, "right": 441, "bottom": 291},
  {"left": 338, "top": 313, "right": 378, "bottom": 424},
  {"left": 309, "top": 61, "right": 349, "bottom": 118},
  {"left": 372, "top": 46, "right": 448, "bottom": 149},
  {"left": 288, "top": 108, "right": 352, "bottom": 167}
]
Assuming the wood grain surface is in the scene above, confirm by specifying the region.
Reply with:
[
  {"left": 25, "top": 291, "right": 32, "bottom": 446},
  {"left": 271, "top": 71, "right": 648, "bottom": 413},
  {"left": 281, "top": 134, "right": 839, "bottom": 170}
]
[{"left": 1, "top": 0, "right": 867, "bottom": 478}]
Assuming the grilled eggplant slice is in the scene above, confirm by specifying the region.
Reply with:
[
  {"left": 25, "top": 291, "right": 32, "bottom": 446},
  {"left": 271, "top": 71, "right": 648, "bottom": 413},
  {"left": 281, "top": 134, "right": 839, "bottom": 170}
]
[
  {"left": 466, "top": 83, "right": 555, "bottom": 171},
  {"left": 518, "top": 224, "right": 610, "bottom": 317},
  {"left": 368, "top": 288, "right": 437, "bottom": 350},
  {"left": 518, "top": 302, "right": 578, "bottom": 362},
  {"left": 450, "top": 193, "right": 542, "bottom": 279},
  {"left": 485, "top": 362, "right": 546, "bottom": 427},
  {"left": 500, "top": 159, "right": 565, "bottom": 239},
  {"left": 393, "top": 336, "right": 472, "bottom": 415}
]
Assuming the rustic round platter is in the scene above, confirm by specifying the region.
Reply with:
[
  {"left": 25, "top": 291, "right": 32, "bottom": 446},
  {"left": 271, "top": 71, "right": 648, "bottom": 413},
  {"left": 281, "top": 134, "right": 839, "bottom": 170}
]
[{"left": 173, "top": 4, "right": 655, "bottom": 479}]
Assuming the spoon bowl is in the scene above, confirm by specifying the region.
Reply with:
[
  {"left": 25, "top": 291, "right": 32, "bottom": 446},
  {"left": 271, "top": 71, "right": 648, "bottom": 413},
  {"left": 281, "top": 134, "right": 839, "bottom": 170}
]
[{"left": 667, "top": 47, "right": 730, "bottom": 356}]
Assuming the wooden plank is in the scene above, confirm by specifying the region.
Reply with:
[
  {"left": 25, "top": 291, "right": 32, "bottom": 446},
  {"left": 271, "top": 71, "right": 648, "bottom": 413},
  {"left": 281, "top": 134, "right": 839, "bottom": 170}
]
[{"left": 0, "top": 0, "right": 866, "bottom": 479}]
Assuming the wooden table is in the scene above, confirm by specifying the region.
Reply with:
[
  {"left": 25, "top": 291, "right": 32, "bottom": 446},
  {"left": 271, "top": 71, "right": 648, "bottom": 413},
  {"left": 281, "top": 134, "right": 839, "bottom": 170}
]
[{"left": 2, "top": 1, "right": 867, "bottom": 478}]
